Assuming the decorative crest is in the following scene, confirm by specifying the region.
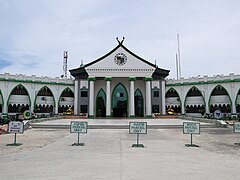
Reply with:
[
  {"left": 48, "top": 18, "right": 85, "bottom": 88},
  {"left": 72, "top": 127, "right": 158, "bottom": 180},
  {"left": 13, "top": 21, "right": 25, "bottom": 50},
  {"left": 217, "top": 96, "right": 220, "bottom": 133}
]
[{"left": 116, "top": 37, "right": 125, "bottom": 45}]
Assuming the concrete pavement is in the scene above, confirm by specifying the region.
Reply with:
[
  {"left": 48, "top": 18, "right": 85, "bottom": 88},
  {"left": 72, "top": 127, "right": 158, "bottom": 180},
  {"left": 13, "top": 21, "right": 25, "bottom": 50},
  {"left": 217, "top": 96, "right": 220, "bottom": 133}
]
[{"left": 1, "top": 121, "right": 240, "bottom": 179}]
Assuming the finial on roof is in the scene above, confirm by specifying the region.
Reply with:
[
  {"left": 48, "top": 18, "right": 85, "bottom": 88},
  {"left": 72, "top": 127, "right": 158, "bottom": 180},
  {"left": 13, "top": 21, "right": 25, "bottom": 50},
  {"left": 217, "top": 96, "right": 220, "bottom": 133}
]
[{"left": 116, "top": 37, "right": 125, "bottom": 45}]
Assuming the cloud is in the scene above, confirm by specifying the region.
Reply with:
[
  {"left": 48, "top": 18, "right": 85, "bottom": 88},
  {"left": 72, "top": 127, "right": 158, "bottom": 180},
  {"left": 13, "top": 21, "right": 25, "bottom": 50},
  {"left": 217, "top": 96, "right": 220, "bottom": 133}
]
[{"left": 0, "top": 0, "right": 240, "bottom": 78}]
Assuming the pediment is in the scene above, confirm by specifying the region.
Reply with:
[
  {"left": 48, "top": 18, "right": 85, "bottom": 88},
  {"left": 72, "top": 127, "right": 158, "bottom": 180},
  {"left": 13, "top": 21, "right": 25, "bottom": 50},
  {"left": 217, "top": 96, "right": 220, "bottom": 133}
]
[{"left": 85, "top": 45, "right": 156, "bottom": 77}]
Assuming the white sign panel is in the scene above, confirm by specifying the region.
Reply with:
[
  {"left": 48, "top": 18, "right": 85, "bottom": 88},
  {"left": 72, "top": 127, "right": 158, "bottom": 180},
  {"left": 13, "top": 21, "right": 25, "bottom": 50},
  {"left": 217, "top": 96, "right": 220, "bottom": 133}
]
[
  {"left": 70, "top": 121, "right": 88, "bottom": 133},
  {"left": 233, "top": 122, "right": 240, "bottom": 133},
  {"left": 183, "top": 122, "right": 200, "bottom": 134},
  {"left": 8, "top": 121, "right": 24, "bottom": 134},
  {"left": 129, "top": 122, "right": 147, "bottom": 134}
]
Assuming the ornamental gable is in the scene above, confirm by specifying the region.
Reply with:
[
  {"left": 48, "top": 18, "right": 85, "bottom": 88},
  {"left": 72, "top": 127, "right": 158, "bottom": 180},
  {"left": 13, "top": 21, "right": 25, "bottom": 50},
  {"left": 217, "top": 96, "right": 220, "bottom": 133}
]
[{"left": 85, "top": 46, "right": 156, "bottom": 77}]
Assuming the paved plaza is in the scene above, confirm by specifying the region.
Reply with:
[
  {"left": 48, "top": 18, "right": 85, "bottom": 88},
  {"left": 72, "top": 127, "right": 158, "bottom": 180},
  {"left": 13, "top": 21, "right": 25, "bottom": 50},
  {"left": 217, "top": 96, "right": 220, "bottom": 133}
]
[{"left": 0, "top": 118, "right": 240, "bottom": 180}]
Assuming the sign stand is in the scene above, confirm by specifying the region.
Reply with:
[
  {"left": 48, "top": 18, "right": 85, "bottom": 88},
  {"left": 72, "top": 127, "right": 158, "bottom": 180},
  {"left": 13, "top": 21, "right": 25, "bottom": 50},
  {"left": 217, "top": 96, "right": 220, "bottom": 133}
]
[
  {"left": 7, "top": 133, "right": 23, "bottom": 146},
  {"left": 7, "top": 121, "right": 24, "bottom": 146},
  {"left": 233, "top": 122, "right": 240, "bottom": 145},
  {"left": 70, "top": 121, "right": 88, "bottom": 146},
  {"left": 129, "top": 122, "right": 147, "bottom": 148},
  {"left": 72, "top": 133, "right": 85, "bottom": 146},
  {"left": 183, "top": 122, "right": 200, "bottom": 147},
  {"left": 185, "top": 134, "right": 199, "bottom": 147},
  {"left": 132, "top": 133, "right": 144, "bottom": 148}
]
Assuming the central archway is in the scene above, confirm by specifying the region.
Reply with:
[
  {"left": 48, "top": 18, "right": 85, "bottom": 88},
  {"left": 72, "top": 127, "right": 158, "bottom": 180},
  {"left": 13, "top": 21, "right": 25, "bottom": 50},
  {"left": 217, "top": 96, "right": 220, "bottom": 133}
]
[
  {"left": 112, "top": 83, "right": 128, "bottom": 117},
  {"left": 96, "top": 88, "right": 106, "bottom": 117},
  {"left": 135, "top": 89, "right": 144, "bottom": 117}
]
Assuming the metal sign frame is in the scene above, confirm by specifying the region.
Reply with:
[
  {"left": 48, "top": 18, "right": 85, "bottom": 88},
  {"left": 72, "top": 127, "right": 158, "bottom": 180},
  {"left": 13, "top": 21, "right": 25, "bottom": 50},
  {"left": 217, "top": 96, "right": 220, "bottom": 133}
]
[
  {"left": 7, "top": 121, "right": 24, "bottom": 146},
  {"left": 183, "top": 122, "right": 200, "bottom": 147},
  {"left": 129, "top": 122, "right": 147, "bottom": 148},
  {"left": 70, "top": 121, "right": 88, "bottom": 133},
  {"left": 233, "top": 122, "right": 240, "bottom": 133},
  {"left": 129, "top": 122, "right": 147, "bottom": 134},
  {"left": 70, "top": 121, "right": 88, "bottom": 146},
  {"left": 183, "top": 122, "right": 200, "bottom": 134}
]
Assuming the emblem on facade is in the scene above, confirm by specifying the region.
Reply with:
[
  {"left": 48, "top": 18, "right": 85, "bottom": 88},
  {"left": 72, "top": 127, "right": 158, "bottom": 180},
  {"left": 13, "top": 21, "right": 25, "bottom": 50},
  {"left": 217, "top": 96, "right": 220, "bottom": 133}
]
[{"left": 114, "top": 53, "right": 127, "bottom": 66}]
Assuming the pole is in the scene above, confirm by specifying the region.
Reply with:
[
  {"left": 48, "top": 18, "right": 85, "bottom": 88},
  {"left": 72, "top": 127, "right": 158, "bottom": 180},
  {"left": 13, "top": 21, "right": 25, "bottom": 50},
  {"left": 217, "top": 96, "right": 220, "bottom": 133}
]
[
  {"left": 177, "top": 33, "right": 181, "bottom": 78},
  {"left": 77, "top": 133, "right": 80, "bottom": 145},
  {"left": 14, "top": 133, "right": 17, "bottom": 145},
  {"left": 176, "top": 53, "right": 179, "bottom": 80},
  {"left": 137, "top": 134, "right": 139, "bottom": 145},
  {"left": 190, "top": 134, "right": 193, "bottom": 146}
]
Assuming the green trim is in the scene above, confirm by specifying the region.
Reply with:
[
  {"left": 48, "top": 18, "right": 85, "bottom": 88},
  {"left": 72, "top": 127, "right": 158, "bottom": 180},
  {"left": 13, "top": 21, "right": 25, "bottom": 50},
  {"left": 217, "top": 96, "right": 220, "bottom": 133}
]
[
  {"left": 208, "top": 85, "right": 232, "bottom": 112},
  {"left": 134, "top": 88, "right": 144, "bottom": 117},
  {"left": 88, "top": 77, "right": 96, "bottom": 81},
  {"left": 235, "top": 89, "right": 240, "bottom": 111},
  {"left": 7, "top": 84, "right": 31, "bottom": 110},
  {"left": 128, "top": 77, "right": 136, "bottom": 81},
  {"left": 0, "top": 78, "right": 74, "bottom": 86},
  {"left": 144, "top": 77, "right": 153, "bottom": 81},
  {"left": 165, "top": 87, "right": 182, "bottom": 112},
  {"left": 104, "top": 77, "right": 112, "bottom": 81},
  {"left": 111, "top": 82, "right": 128, "bottom": 117},
  {"left": 88, "top": 115, "right": 94, "bottom": 118},
  {"left": 96, "top": 88, "right": 106, "bottom": 117},
  {"left": 166, "top": 79, "right": 240, "bottom": 87},
  {"left": 34, "top": 86, "right": 56, "bottom": 112},
  {"left": 106, "top": 115, "right": 112, "bottom": 118},
  {"left": 145, "top": 115, "right": 152, "bottom": 118},
  {"left": 184, "top": 86, "right": 206, "bottom": 113},
  {"left": 130, "top": 115, "right": 135, "bottom": 118},
  {"left": 58, "top": 87, "right": 74, "bottom": 107},
  {"left": 0, "top": 90, "right": 4, "bottom": 107}
]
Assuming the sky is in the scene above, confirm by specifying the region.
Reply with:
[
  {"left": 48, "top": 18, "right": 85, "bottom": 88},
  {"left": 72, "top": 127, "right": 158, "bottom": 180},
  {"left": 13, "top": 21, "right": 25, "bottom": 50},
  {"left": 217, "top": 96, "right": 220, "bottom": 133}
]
[{"left": 0, "top": 0, "right": 240, "bottom": 79}]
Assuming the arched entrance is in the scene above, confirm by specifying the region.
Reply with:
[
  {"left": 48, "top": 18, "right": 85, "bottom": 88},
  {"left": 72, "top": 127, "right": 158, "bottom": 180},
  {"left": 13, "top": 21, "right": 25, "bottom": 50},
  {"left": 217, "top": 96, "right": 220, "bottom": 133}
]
[
  {"left": 185, "top": 87, "right": 205, "bottom": 116},
  {"left": 134, "top": 89, "right": 143, "bottom": 117},
  {"left": 8, "top": 84, "right": 30, "bottom": 114},
  {"left": 112, "top": 83, "right": 128, "bottom": 117},
  {"left": 96, "top": 88, "right": 106, "bottom": 117},
  {"left": 209, "top": 85, "right": 231, "bottom": 114},
  {"left": 165, "top": 88, "right": 181, "bottom": 114}
]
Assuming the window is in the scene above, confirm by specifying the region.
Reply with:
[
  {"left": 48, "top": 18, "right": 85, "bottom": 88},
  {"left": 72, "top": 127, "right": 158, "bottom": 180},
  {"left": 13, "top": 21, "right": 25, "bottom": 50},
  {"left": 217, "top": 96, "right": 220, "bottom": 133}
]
[
  {"left": 153, "top": 91, "right": 159, "bottom": 97},
  {"left": 80, "top": 105, "right": 88, "bottom": 113},
  {"left": 152, "top": 105, "right": 159, "bottom": 113},
  {"left": 81, "top": 91, "right": 88, "bottom": 97}
]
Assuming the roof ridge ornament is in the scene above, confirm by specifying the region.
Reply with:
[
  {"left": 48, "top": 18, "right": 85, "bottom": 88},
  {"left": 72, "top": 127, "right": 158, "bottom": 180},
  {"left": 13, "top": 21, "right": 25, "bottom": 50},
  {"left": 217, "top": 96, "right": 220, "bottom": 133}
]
[{"left": 116, "top": 37, "right": 125, "bottom": 45}]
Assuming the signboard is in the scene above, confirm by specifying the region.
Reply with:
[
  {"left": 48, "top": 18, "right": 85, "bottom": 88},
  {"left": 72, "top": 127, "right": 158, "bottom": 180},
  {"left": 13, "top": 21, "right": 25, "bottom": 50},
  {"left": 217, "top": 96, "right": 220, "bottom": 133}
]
[
  {"left": 214, "top": 110, "right": 222, "bottom": 119},
  {"left": 233, "top": 122, "right": 240, "bottom": 133},
  {"left": 183, "top": 122, "right": 200, "bottom": 134},
  {"left": 8, "top": 121, "right": 24, "bottom": 134},
  {"left": 70, "top": 121, "right": 88, "bottom": 133},
  {"left": 129, "top": 122, "right": 147, "bottom": 134}
]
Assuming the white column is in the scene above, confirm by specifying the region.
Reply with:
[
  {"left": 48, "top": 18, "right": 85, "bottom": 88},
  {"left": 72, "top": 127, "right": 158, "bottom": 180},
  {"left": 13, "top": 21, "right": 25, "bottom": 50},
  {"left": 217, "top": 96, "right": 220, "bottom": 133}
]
[
  {"left": 2, "top": 81, "right": 9, "bottom": 116},
  {"left": 105, "top": 77, "right": 112, "bottom": 117},
  {"left": 74, "top": 80, "right": 79, "bottom": 115},
  {"left": 88, "top": 77, "right": 95, "bottom": 117},
  {"left": 145, "top": 77, "right": 152, "bottom": 117},
  {"left": 161, "top": 80, "right": 166, "bottom": 115},
  {"left": 129, "top": 77, "right": 136, "bottom": 117},
  {"left": 230, "top": 83, "right": 237, "bottom": 114}
]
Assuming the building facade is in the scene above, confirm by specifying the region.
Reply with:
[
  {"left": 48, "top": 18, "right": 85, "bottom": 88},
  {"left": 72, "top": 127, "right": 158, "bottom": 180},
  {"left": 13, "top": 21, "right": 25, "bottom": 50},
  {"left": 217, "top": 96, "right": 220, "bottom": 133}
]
[{"left": 0, "top": 40, "right": 240, "bottom": 118}]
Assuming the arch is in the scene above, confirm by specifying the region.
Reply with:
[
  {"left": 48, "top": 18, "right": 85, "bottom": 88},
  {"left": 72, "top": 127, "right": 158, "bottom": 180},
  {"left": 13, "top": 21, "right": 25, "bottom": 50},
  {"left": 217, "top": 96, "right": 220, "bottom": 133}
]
[
  {"left": 7, "top": 84, "right": 31, "bottom": 113},
  {"left": 235, "top": 89, "right": 240, "bottom": 113},
  {"left": 135, "top": 88, "right": 144, "bottom": 117},
  {"left": 165, "top": 88, "right": 181, "bottom": 113},
  {"left": 209, "top": 85, "right": 232, "bottom": 113},
  {"left": 96, "top": 88, "right": 106, "bottom": 117},
  {"left": 184, "top": 86, "right": 205, "bottom": 115},
  {"left": 58, "top": 87, "right": 74, "bottom": 111},
  {"left": 111, "top": 83, "right": 128, "bottom": 117},
  {"left": 34, "top": 86, "right": 55, "bottom": 114},
  {"left": 0, "top": 90, "right": 3, "bottom": 113}
]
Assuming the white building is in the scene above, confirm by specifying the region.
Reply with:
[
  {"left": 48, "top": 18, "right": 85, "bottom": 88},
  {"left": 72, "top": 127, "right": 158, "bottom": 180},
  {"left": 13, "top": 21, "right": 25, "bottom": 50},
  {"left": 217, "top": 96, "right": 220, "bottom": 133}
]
[{"left": 0, "top": 39, "right": 240, "bottom": 119}]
